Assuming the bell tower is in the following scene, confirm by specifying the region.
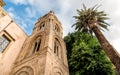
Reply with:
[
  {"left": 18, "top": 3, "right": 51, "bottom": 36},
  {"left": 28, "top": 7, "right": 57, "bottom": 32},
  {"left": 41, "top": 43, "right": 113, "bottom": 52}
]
[{"left": 10, "top": 11, "right": 69, "bottom": 75}]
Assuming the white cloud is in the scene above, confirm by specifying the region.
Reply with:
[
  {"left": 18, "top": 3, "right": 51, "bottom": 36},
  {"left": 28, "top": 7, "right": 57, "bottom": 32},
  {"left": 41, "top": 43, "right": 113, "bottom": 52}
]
[
  {"left": 7, "top": 0, "right": 120, "bottom": 54},
  {"left": 25, "top": 7, "right": 36, "bottom": 18},
  {"left": 57, "top": 0, "right": 120, "bottom": 54},
  {"left": 6, "top": 7, "right": 27, "bottom": 32},
  {"left": 10, "top": 0, "right": 27, "bottom": 5},
  {"left": 7, "top": 7, "right": 15, "bottom": 18},
  {"left": 14, "top": 16, "right": 27, "bottom": 30}
]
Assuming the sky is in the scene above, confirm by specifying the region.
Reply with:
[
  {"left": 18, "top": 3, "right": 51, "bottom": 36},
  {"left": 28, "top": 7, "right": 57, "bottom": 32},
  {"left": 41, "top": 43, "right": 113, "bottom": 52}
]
[{"left": 3, "top": 0, "right": 120, "bottom": 54}]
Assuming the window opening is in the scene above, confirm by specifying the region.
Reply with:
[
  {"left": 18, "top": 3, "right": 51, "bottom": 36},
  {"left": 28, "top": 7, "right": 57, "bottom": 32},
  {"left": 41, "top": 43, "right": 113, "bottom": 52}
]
[
  {"left": 56, "top": 46, "right": 59, "bottom": 56},
  {"left": 39, "top": 22, "right": 45, "bottom": 30},
  {"left": 55, "top": 24, "right": 59, "bottom": 33},
  {"left": 43, "top": 24, "right": 45, "bottom": 27},
  {"left": 54, "top": 42, "right": 56, "bottom": 53},
  {"left": 54, "top": 40, "right": 60, "bottom": 56},
  {"left": 36, "top": 40, "right": 41, "bottom": 52},
  {"left": 33, "top": 42, "right": 37, "bottom": 53},
  {"left": 0, "top": 35, "right": 10, "bottom": 52},
  {"left": 33, "top": 39, "right": 41, "bottom": 53}
]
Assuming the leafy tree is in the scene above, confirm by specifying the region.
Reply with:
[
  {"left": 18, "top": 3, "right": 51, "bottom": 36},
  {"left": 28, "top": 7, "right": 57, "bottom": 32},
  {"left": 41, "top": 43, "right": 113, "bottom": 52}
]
[
  {"left": 64, "top": 31, "right": 116, "bottom": 75},
  {"left": 72, "top": 4, "right": 120, "bottom": 74}
]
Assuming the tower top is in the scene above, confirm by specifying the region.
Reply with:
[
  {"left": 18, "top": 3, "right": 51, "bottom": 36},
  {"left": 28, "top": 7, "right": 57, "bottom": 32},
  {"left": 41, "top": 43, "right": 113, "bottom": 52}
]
[
  {"left": 0, "top": 0, "right": 5, "bottom": 7},
  {"left": 49, "top": 10, "right": 54, "bottom": 14},
  {"left": 37, "top": 10, "right": 61, "bottom": 25},
  {"left": 38, "top": 10, "right": 55, "bottom": 20}
]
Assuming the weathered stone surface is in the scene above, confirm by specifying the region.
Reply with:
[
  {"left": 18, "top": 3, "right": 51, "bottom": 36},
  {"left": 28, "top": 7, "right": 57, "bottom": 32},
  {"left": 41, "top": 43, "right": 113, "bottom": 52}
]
[
  {"left": 10, "top": 11, "right": 69, "bottom": 75},
  {"left": 0, "top": 6, "right": 27, "bottom": 75},
  {"left": 0, "top": 1, "right": 69, "bottom": 75}
]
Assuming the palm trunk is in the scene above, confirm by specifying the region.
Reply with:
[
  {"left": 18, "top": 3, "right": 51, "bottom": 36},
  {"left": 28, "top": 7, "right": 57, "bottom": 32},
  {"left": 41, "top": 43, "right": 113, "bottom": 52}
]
[{"left": 92, "top": 26, "right": 120, "bottom": 75}]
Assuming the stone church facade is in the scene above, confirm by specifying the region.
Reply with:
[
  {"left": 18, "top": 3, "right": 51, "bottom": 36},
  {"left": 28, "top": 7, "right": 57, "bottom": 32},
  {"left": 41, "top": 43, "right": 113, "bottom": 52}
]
[{"left": 0, "top": 0, "right": 69, "bottom": 75}]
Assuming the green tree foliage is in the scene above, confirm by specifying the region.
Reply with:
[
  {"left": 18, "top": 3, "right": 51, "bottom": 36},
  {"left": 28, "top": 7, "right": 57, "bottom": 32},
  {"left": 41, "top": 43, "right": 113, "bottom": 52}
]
[
  {"left": 72, "top": 5, "right": 120, "bottom": 75},
  {"left": 64, "top": 31, "right": 116, "bottom": 75}
]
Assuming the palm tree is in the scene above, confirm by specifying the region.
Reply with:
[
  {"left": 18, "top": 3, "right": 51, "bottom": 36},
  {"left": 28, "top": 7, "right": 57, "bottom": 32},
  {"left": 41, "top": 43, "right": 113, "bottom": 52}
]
[{"left": 72, "top": 4, "right": 120, "bottom": 75}]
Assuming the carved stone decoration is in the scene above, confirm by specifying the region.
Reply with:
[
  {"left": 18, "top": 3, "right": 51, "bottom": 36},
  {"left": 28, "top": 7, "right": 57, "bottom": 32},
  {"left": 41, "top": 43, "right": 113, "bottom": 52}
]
[
  {"left": 53, "top": 67, "right": 63, "bottom": 75},
  {"left": 13, "top": 66, "right": 34, "bottom": 75},
  {"left": 55, "top": 72, "right": 61, "bottom": 75},
  {"left": 18, "top": 71, "right": 29, "bottom": 75},
  {"left": 10, "top": 11, "right": 69, "bottom": 75}
]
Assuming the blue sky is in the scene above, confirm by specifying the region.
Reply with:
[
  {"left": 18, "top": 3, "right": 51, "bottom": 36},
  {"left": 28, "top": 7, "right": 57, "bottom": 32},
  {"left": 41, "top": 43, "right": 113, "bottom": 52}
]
[
  {"left": 4, "top": 0, "right": 38, "bottom": 35},
  {"left": 3, "top": 0, "right": 66, "bottom": 35},
  {"left": 3, "top": 0, "right": 120, "bottom": 54}
]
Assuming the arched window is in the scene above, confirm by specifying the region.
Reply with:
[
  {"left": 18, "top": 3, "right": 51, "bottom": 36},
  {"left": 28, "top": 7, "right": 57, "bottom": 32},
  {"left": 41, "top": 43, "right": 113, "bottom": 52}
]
[
  {"left": 33, "top": 38, "right": 41, "bottom": 53},
  {"left": 36, "top": 40, "right": 41, "bottom": 52},
  {"left": 54, "top": 24, "right": 60, "bottom": 33},
  {"left": 54, "top": 41, "right": 59, "bottom": 56},
  {"left": 33, "top": 42, "right": 37, "bottom": 53},
  {"left": 39, "top": 22, "right": 45, "bottom": 30},
  {"left": 54, "top": 39, "right": 61, "bottom": 57}
]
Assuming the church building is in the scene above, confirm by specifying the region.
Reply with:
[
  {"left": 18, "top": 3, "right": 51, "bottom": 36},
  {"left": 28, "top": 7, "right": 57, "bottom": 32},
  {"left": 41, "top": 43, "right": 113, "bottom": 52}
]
[{"left": 0, "top": 0, "right": 69, "bottom": 75}]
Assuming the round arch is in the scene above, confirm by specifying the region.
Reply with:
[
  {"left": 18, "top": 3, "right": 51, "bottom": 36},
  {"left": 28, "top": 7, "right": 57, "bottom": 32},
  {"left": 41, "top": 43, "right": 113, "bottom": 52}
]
[
  {"left": 53, "top": 67, "right": 63, "bottom": 75},
  {"left": 53, "top": 35, "right": 66, "bottom": 50},
  {"left": 24, "top": 31, "right": 46, "bottom": 57},
  {"left": 13, "top": 66, "right": 34, "bottom": 75},
  {"left": 53, "top": 35, "right": 66, "bottom": 59}
]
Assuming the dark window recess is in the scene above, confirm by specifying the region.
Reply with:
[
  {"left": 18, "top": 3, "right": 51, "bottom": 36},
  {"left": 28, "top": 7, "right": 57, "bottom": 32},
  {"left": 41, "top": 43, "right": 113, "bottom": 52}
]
[
  {"left": 43, "top": 24, "right": 45, "bottom": 27},
  {"left": 36, "top": 40, "right": 41, "bottom": 52},
  {"left": 33, "top": 42, "right": 37, "bottom": 53},
  {"left": 55, "top": 25, "right": 59, "bottom": 33},
  {"left": 54, "top": 41, "right": 59, "bottom": 56},
  {"left": 39, "top": 26, "right": 42, "bottom": 30},
  {"left": 39, "top": 22, "right": 45, "bottom": 30},
  {"left": 56, "top": 46, "right": 59, "bottom": 56},
  {"left": 54, "top": 42, "right": 56, "bottom": 53},
  {"left": 33, "top": 39, "right": 41, "bottom": 53}
]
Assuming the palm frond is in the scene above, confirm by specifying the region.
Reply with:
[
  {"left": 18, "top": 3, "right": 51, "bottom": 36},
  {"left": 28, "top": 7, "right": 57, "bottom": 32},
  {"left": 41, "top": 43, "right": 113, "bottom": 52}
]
[
  {"left": 99, "top": 23, "right": 109, "bottom": 31},
  {"left": 92, "top": 4, "right": 101, "bottom": 11},
  {"left": 83, "top": 4, "right": 87, "bottom": 11},
  {"left": 73, "top": 4, "right": 110, "bottom": 34}
]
